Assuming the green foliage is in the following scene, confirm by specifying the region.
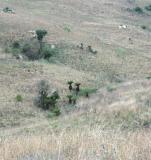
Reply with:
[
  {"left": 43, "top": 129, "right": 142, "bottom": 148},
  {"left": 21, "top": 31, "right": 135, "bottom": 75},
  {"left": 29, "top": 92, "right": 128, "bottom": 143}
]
[
  {"left": 52, "top": 106, "right": 61, "bottom": 116},
  {"left": 36, "top": 29, "right": 48, "bottom": 55},
  {"left": 22, "top": 43, "right": 39, "bottom": 60},
  {"left": 22, "top": 43, "right": 31, "bottom": 53},
  {"left": 146, "top": 76, "right": 151, "bottom": 80},
  {"left": 63, "top": 25, "right": 72, "bottom": 32},
  {"left": 12, "top": 41, "right": 20, "bottom": 49},
  {"left": 145, "top": 5, "right": 151, "bottom": 11},
  {"left": 67, "top": 81, "right": 74, "bottom": 91},
  {"left": 15, "top": 94, "right": 23, "bottom": 102},
  {"left": 36, "top": 29, "right": 47, "bottom": 41},
  {"left": 115, "top": 47, "right": 126, "bottom": 58},
  {"left": 42, "top": 44, "right": 59, "bottom": 60},
  {"left": 141, "top": 25, "right": 147, "bottom": 30},
  {"left": 36, "top": 80, "right": 49, "bottom": 110},
  {"left": 6, "top": 39, "right": 60, "bottom": 61},
  {"left": 3, "top": 7, "right": 14, "bottom": 13},
  {"left": 78, "top": 88, "right": 97, "bottom": 97},
  {"left": 67, "top": 95, "right": 73, "bottom": 104},
  {"left": 71, "top": 95, "right": 77, "bottom": 104},
  {"left": 47, "top": 106, "right": 61, "bottom": 118},
  {"left": 67, "top": 81, "right": 73, "bottom": 85},
  {"left": 134, "top": 7, "right": 143, "bottom": 14},
  {"left": 36, "top": 80, "right": 60, "bottom": 111},
  {"left": 107, "top": 85, "right": 116, "bottom": 92}
]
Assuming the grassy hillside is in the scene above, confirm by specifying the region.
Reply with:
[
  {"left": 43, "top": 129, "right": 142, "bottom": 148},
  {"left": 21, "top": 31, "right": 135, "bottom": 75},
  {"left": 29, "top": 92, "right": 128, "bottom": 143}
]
[{"left": 0, "top": 0, "right": 151, "bottom": 159}]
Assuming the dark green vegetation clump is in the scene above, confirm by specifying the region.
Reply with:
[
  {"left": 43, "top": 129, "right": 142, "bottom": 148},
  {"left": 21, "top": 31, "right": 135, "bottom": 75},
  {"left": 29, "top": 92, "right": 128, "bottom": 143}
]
[
  {"left": 145, "top": 4, "right": 151, "bottom": 11},
  {"left": 36, "top": 29, "right": 47, "bottom": 54},
  {"left": 36, "top": 80, "right": 60, "bottom": 116},
  {"left": 134, "top": 7, "right": 144, "bottom": 14},
  {"left": 5, "top": 30, "right": 60, "bottom": 61},
  {"left": 141, "top": 25, "right": 147, "bottom": 30},
  {"left": 3, "top": 7, "right": 15, "bottom": 13},
  {"left": 15, "top": 94, "right": 23, "bottom": 102},
  {"left": 66, "top": 81, "right": 97, "bottom": 104}
]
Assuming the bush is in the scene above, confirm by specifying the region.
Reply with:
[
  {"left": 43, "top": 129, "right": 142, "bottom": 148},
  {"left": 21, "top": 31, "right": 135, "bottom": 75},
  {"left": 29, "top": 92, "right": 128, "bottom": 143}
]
[
  {"left": 12, "top": 41, "right": 20, "bottom": 49},
  {"left": 141, "top": 25, "right": 147, "bottom": 30},
  {"left": 36, "top": 80, "right": 60, "bottom": 111},
  {"left": 15, "top": 95, "right": 23, "bottom": 102},
  {"left": 22, "top": 43, "right": 31, "bottom": 53},
  {"left": 36, "top": 80, "right": 50, "bottom": 110},
  {"left": 42, "top": 44, "right": 59, "bottom": 60},
  {"left": 145, "top": 5, "right": 151, "bottom": 11},
  {"left": 22, "top": 43, "right": 39, "bottom": 60},
  {"left": 134, "top": 7, "right": 143, "bottom": 14},
  {"left": 21, "top": 42, "right": 59, "bottom": 61},
  {"left": 3, "top": 7, "right": 14, "bottom": 13},
  {"left": 52, "top": 106, "right": 61, "bottom": 116}
]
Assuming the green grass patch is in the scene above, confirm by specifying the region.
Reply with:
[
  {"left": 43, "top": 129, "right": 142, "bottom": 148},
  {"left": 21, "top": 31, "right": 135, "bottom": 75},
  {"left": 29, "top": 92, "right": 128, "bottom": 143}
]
[
  {"left": 63, "top": 25, "right": 72, "bottom": 32},
  {"left": 15, "top": 94, "right": 23, "bottom": 102},
  {"left": 78, "top": 88, "right": 97, "bottom": 97},
  {"left": 115, "top": 47, "right": 127, "bottom": 58},
  {"left": 107, "top": 84, "right": 117, "bottom": 92}
]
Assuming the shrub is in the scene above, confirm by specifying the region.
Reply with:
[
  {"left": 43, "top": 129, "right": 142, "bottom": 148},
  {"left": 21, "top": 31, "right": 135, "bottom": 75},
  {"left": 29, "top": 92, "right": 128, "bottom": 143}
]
[
  {"left": 22, "top": 43, "right": 31, "bottom": 53},
  {"left": 15, "top": 94, "right": 23, "bottom": 102},
  {"left": 134, "top": 7, "right": 143, "bottom": 14},
  {"left": 145, "top": 5, "right": 151, "bottom": 11},
  {"left": 67, "top": 81, "right": 74, "bottom": 92},
  {"left": 67, "top": 95, "right": 73, "bottom": 104},
  {"left": 141, "top": 25, "right": 147, "bottom": 30},
  {"left": 52, "top": 106, "right": 61, "bottom": 116},
  {"left": 12, "top": 41, "right": 20, "bottom": 49},
  {"left": 42, "top": 44, "right": 59, "bottom": 60},
  {"left": 3, "top": 7, "right": 14, "bottom": 13},
  {"left": 36, "top": 80, "right": 60, "bottom": 111},
  {"left": 36, "top": 29, "right": 47, "bottom": 54},
  {"left": 22, "top": 43, "right": 39, "bottom": 60},
  {"left": 36, "top": 80, "right": 50, "bottom": 110}
]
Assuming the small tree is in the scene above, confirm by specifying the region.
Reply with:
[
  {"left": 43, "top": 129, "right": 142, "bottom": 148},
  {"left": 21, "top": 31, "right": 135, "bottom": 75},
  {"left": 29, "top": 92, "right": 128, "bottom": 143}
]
[
  {"left": 36, "top": 29, "right": 47, "bottom": 54},
  {"left": 67, "top": 95, "right": 73, "bottom": 104},
  {"left": 37, "top": 80, "right": 49, "bottom": 110},
  {"left": 80, "top": 43, "right": 84, "bottom": 50},
  {"left": 36, "top": 80, "right": 60, "bottom": 111},
  {"left": 88, "top": 45, "right": 92, "bottom": 52},
  {"left": 75, "top": 83, "right": 81, "bottom": 94},
  {"left": 67, "top": 81, "right": 73, "bottom": 92}
]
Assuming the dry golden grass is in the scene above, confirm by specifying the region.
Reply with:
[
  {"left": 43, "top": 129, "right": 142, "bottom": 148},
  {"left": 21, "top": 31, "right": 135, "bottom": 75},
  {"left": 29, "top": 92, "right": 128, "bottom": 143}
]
[
  {"left": 0, "top": 128, "right": 151, "bottom": 160},
  {"left": 0, "top": 0, "right": 151, "bottom": 159}
]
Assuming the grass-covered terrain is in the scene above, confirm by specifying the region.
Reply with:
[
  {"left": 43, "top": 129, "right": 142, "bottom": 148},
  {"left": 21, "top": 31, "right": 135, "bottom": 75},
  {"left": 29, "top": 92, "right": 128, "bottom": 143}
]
[{"left": 0, "top": 0, "right": 151, "bottom": 159}]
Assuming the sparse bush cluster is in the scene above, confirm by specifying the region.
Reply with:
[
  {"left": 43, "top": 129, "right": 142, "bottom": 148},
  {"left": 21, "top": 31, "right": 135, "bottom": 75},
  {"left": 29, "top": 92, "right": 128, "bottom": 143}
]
[
  {"left": 66, "top": 81, "right": 96, "bottom": 105},
  {"left": 134, "top": 7, "right": 144, "bottom": 14},
  {"left": 145, "top": 4, "right": 151, "bottom": 11},
  {"left": 35, "top": 80, "right": 60, "bottom": 116},
  {"left": 3, "top": 7, "right": 15, "bottom": 14},
  {"left": 6, "top": 29, "right": 59, "bottom": 61},
  {"left": 131, "top": 4, "right": 151, "bottom": 14}
]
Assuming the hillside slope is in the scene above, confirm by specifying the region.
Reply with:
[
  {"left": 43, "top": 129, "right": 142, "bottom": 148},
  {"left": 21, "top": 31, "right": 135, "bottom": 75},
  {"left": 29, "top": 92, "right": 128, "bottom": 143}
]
[{"left": 0, "top": 0, "right": 151, "bottom": 159}]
